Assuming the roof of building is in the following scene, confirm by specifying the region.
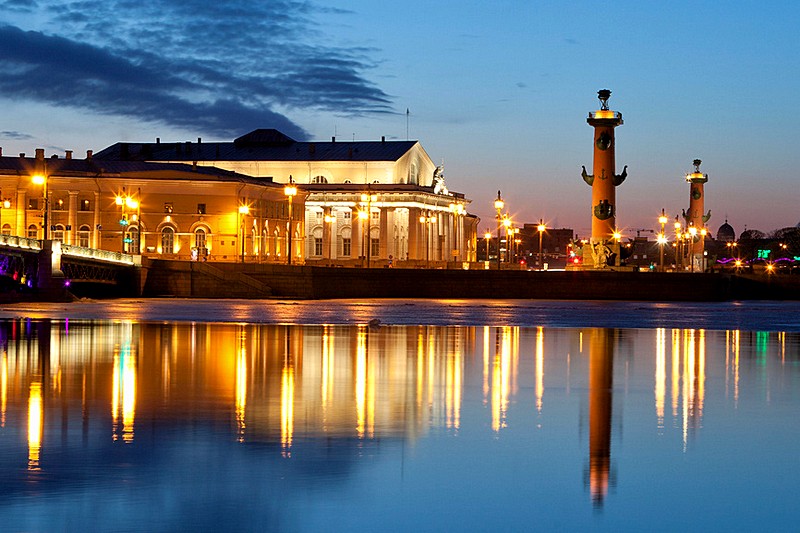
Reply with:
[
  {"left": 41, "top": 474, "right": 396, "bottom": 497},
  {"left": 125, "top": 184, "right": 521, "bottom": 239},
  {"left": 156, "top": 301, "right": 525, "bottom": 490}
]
[
  {"left": 93, "top": 129, "right": 419, "bottom": 164},
  {"left": 0, "top": 155, "right": 277, "bottom": 188}
]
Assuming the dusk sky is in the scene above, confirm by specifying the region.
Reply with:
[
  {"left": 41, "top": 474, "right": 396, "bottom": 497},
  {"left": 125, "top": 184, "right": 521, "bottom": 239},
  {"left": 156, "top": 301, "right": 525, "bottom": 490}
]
[{"left": 1, "top": 0, "right": 798, "bottom": 238}]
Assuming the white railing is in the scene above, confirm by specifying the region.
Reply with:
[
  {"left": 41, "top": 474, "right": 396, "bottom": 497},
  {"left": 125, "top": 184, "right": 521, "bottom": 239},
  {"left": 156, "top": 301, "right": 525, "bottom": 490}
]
[
  {"left": 0, "top": 234, "right": 43, "bottom": 251},
  {"left": 60, "top": 244, "right": 138, "bottom": 265}
]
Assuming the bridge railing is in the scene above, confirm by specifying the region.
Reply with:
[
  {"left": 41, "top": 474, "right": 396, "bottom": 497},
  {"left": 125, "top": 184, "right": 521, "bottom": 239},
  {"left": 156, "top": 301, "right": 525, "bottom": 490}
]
[
  {"left": 61, "top": 243, "right": 138, "bottom": 265},
  {"left": 0, "top": 234, "right": 43, "bottom": 251}
]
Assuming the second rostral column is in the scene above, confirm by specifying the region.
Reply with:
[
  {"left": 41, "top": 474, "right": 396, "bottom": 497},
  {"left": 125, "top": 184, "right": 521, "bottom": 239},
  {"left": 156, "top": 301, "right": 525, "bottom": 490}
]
[{"left": 581, "top": 89, "right": 627, "bottom": 268}]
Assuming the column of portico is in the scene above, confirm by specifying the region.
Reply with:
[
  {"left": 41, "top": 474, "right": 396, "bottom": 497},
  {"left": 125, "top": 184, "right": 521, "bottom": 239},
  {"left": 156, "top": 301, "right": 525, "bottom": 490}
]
[
  {"left": 350, "top": 207, "right": 361, "bottom": 261},
  {"left": 379, "top": 207, "right": 391, "bottom": 260},
  {"left": 68, "top": 191, "right": 79, "bottom": 245},
  {"left": 322, "top": 206, "right": 332, "bottom": 260},
  {"left": 407, "top": 207, "right": 420, "bottom": 260}
]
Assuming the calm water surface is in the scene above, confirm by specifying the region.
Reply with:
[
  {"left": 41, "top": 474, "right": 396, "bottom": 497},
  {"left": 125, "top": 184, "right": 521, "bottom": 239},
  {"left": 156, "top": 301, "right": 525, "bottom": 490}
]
[{"left": 0, "top": 299, "right": 799, "bottom": 531}]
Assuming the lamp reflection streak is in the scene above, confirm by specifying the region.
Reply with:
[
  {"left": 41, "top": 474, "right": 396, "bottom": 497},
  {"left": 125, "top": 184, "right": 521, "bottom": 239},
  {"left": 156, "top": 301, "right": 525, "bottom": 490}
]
[
  {"left": 112, "top": 342, "right": 137, "bottom": 443},
  {"left": 28, "top": 381, "right": 43, "bottom": 470},
  {"left": 356, "top": 327, "right": 367, "bottom": 439},
  {"left": 491, "top": 327, "right": 513, "bottom": 433},
  {"left": 655, "top": 328, "right": 666, "bottom": 431},
  {"left": 281, "top": 358, "right": 294, "bottom": 456},
  {"left": 235, "top": 340, "right": 247, "bottom": 443},
  {"left": 671, "top": 329, "right": 680, "bottom": 418},
  {"left": 1, "top": 352, "right": 6, "bottom": 427},
  {"left": 535, "top": 327, "right": 544, "bottom": 414},
  {"left": 321, "top": 326, "right": 333, "bottom": 417}
]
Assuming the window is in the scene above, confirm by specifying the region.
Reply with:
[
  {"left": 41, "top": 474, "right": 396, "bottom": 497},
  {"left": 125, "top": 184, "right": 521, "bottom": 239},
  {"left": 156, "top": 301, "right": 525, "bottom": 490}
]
[
  {"left": 27, "top": 224, "right": 38, "bottom": 239},
  {"left": 164, "top": 203, "right": 174, "bottom": 214},
  {"left": 80, "top": 199, "right": 91, "bottom": 211},
  {"left": 78, "top": 225, "right": 90, "bottom": 247},
  {"left": 344, "top": 211, "right": 351, "bottom": 220},
  {"left": 28, "top": 198, "right": 40, "bottom": 210},
  {"left": 314, "top": 238, "right": 323, "bottom": 256},
  {"left": 371, "top": 238, "right": 380, "bottom": 257},
  {"left": 372, "top": 211, "right": 379, "bottom": 221},
  {"left": 195, "top": 227, "right": 207, "bottom": 254},
  {"left": 1, "top": 224, "right": 11, "bottom": 236},
  {"left": 52, "top": 224, "right": 65, "bottom": 242},
  {"left": 197, "top": 204, "right": 206, "bottom": 215},
  {"left": 55, "top": 198, "right": 65, "bottom": 211},
  {"left": 342, "top": 237, "right": 351, "bottom": 257},
  {"left": 315, "top": 211, "right": 323, "bottom": 221},
  {"left": 128, "top": 226, "right": 140, "bottom": 254},
  {"left": 161, "top": 227, "right": 175, "bottom": 254},
  {"left": 312, "top": 175, "right": 328, "bottom": 184}
]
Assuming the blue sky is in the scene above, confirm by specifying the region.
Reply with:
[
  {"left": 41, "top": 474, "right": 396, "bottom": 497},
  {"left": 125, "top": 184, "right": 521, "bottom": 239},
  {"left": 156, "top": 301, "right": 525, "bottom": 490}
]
[{"left": 0, "top": 0, "right": 798, "bottom": 237}]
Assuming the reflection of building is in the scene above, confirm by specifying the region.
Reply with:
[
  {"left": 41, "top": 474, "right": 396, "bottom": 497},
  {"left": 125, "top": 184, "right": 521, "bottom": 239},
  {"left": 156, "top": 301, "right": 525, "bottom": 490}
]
[
  {"left": 95, "top": 130, "right": 479, "bottom": 266},
  {"left": 0, "top": 148, "right": 296, "bottom": 260}
]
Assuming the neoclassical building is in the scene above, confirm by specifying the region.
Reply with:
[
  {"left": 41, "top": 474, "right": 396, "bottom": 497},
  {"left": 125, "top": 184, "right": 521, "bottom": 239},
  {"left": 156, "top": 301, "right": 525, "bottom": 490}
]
[
  {"left": 0, "top": 148, "right": 299, "bottom": 261},
  {"left": 95, "top": 129, "right": 479, "bottom": 266}
]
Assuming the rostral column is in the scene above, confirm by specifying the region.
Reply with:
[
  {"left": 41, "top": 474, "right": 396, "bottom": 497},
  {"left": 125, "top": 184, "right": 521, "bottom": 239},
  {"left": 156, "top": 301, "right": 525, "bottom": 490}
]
[
  {"left": 683, "top": 159, "right": 711, "bottom": 271},
  {"left": 581, "top": 89, "right": 627, "bottom": 268}
]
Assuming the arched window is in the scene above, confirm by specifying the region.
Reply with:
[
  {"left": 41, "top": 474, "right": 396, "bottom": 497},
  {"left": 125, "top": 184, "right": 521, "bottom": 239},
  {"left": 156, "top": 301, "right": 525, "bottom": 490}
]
[
  {"left": 195, "top": 227, "right": 207, "bottom": 253},
  {"left": 312, "top": 175, "right": 328, "bottom": 184},
  {"left": 161, "top": 227, "right": 175, "bottom": 254},
  {"left": 78, "top": 225, "right": 90, "bottom": 247},
  {"left": 128, "top": 226, "right": 140, "bottom": 254},
  {"left": 52, "top": 224, "right": 65, "bottom": 242},
  {"left": 1, "top": 223, "right": 11, "bottom": 236},
  {"left": 27, "top": 224, "right": 38, "bottom": 239}
]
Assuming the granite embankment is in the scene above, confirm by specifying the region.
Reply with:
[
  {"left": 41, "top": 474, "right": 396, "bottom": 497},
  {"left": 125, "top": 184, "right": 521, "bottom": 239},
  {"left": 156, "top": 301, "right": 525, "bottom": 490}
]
[{"left": 137, "top": 259, "right": 800, "bottom": 301}]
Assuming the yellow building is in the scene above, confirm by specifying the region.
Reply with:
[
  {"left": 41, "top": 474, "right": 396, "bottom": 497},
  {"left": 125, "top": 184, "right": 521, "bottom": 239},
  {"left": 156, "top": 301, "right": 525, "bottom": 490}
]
[
  {"left": 0, "top": 147, "right": 302, "bottom": 262},
  {"left": 95, "top": 129, "right": 479, "bottom": 266}
]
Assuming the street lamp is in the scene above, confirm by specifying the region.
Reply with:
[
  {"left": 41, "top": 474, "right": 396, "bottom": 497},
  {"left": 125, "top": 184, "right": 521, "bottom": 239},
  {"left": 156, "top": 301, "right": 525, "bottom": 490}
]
[
  {"left": 323, "top": 211, "right": 335, "bottom": 260},
  {"left": 359, "top": 208, "right": 369, "bottom": 267},
  {"left": 688, "top": 224, "right": 698, "bottom": 273},
  {"left": 31, "top": 172, "right": 49, "bottom": 240},
  {"left": 284, "top": 176, "right": 297, "bottom": 265},
  {"left": 537, "top": 219, "right": 546, "bottom": 270},
  {"left": 116, "top": 193, "right": 139, "bottom": 252},
  {"left": 361, "top": 193, "right": 377, "bottom": 267},
  {"left": 657, "top": 209, "right": 668, "bottom": 272},
  {"left": 674, "top": 218, "right": 682, "bottom": 270},
  {"left": 238, "top": 204, "right": 249, "bottom": 263},
  {"left": 449, "top": 202, "right": 465, "bottom": 262},
  {"left": 699, "top": 227, "right": 708, "bottom": 271},
  {"left": 502, "top": 215, "right": 512, "bottom": 266},
  {"left": 494, "top": 191, "right": 504, "bottom": 269},
  {"left": 484, "top": 231, "right": 492, "bottom": 262}
]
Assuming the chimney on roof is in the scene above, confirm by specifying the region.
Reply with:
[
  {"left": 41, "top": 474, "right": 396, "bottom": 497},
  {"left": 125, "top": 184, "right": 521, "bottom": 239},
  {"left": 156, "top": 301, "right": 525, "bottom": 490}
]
[
  {"left": 51, "top": 154, "right": 58, "bottom": 159},
  {"left": 197, "top": 137, "right": 202, "bottom": 144},
  {"left": 86, "top": 150, "right": 93, "bottom": 160},
  {"left": 65, "top": 150, "right": 73, "bottom": 160},
  {"left": 0, "top": 147, "right": 3, "bottom": 157},
  {"left": 332, "top": 136, "right": 336, "bottom": 142},
  {"left": 19, "top": 153, "right": 25, "bottom": 158},
  {"left": 381, "top": 136, "right": 385, "bottom": 143},
  {"left": 156, "top": 137, "right": 160, "bottom": 144},
  {"left": 35, "top": 148, "right": 45, "bottom": 160}
]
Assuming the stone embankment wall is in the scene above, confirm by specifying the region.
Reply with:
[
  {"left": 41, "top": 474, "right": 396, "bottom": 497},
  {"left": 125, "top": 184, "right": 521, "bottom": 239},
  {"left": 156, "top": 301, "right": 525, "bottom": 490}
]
[{"left": 139, "top": 260, "right": 800, "bottom": 300}]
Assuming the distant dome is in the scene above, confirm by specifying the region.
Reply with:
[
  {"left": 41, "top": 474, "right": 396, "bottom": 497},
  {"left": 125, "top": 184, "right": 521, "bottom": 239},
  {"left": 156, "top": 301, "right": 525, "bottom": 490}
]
[{"left": 717, "top": 220, "right": 735, "bottom": 242}]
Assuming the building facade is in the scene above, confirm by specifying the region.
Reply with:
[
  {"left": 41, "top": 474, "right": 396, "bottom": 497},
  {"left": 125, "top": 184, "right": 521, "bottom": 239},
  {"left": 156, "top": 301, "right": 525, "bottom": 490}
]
[
  {"left": 0, "top": 148, "right": 299, "bottom": 262},
  {"left": 95, "top": 129, "right": 479, "bottom": 266}
]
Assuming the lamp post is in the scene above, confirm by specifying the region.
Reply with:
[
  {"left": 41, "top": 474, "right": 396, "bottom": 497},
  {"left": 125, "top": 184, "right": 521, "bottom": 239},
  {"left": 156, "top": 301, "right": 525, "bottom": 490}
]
[
  {"left": 284, "top": 176, "right": 297, "bottom": 265},
  {"left": 359, "top": 208, "right": 369, "bottom": 267},
  {"left": 238, "top": 204, "right": 249, "bottom": 263},
  {"left": 657, "top": 209, "right": 668, "bottom": 272},
  {"left": 361, "top": 193, "right": 377, "bottom": 268},
  {"left": 688, "top": 224, "right": 697, "bottom": 273},
  {"left": 537, "top": 219, "right": 546, "bottom": 270},
  {"left": 674, "top": 218, "right": 682, "bottom": 270},
  {"left": 700, "top": 227, "right": 708, "bottom": 272},
  {"left": 484, "top": 231, "right": 492, "bottom": 262},
  {"left": 449, "top": 202, "right": 465, "bottom": 262},
  {"left": 494, "top": 191, "right": 504, "bottom": 269},
  {"left": 323, "top": 210, "right": 335, "bottom": 261},
  {"left": 502, "top": 215, "right": 512, "bottom": 266},
  {"left": 31, "top": 171, "right": 49, "bottom": 240}
]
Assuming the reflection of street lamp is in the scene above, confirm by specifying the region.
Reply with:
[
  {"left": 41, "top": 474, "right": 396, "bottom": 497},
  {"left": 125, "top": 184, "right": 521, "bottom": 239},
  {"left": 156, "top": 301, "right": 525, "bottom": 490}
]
[
  {"left": 494, "top": 191, "right": 504, "bottom": 269},
  {"left": 284, "top": 176, "right": 297, "bottom": 265},
  {"left": 658, "top": 209, "right": 668, "bottom": 272},
  {"left": 31, "top": 172, "right": 49, "bottom": 240},
  {"left": 537, "top": 219, "right": 546, "bottom": 270},
  {"left": 484, "top": 230, "right": 492, "bottom": 261},
  {"left": 238, "top": 204, "right": 249, "bottom": 263}
]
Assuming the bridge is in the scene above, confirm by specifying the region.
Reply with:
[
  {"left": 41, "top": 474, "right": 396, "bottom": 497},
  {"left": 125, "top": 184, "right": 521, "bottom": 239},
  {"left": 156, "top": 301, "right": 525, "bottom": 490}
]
[{"left": 0, "top": 235, "right": 139, "bottom": 300}]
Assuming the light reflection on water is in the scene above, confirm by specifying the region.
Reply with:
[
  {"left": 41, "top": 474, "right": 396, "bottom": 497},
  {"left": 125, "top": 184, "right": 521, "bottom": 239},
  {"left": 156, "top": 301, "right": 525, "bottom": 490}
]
[{"left": 0, "top": 317, "right": 799, "bottom": 531}]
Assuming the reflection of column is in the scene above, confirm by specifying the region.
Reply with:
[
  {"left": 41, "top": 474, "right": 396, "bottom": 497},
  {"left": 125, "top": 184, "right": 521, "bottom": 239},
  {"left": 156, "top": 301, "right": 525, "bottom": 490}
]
[{"left": 588, "top": 328, "right": 613, "bottom": 506}]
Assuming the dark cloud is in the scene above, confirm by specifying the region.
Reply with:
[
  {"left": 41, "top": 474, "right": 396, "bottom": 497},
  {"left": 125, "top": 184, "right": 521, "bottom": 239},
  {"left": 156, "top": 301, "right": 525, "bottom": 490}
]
[
  {"left": 0, "top": 0, "right": 394, "bottom": 140},
  {"left": 0, "top": 130, "right": 34, "bottom": 140}
]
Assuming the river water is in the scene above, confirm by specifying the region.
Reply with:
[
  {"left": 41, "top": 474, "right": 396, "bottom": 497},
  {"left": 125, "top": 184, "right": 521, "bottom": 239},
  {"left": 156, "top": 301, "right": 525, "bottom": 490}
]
[{"left": 0, "top": 299, "right": 798, "bottom": 531}]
